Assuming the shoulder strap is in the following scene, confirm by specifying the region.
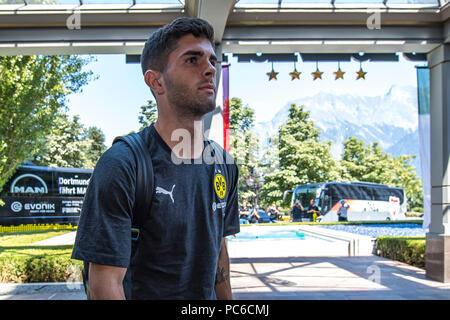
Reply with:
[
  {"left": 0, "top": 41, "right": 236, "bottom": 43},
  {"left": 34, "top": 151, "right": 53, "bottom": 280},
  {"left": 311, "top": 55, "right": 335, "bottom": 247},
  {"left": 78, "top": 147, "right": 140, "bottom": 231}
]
[{"left": 113, "top": 132, "right": 154, "bottom": 239}]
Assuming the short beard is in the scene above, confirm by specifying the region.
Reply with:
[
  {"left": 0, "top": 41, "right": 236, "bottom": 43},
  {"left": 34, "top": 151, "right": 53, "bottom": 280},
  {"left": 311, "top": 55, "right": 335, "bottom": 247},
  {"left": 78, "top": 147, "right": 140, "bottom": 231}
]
[{"left": 164, "top": 74, "right": 216, "bottom": 119}]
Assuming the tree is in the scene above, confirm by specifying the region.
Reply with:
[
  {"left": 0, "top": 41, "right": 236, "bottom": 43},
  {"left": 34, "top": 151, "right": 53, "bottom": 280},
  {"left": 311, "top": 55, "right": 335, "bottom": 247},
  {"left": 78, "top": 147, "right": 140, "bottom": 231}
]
[
  {"left": 32, "top": 112, "right": 106, "bottom": 169},
  {"left": 227, "top": 97, "right": 262, "bottom": 207},
  {"left": 260, "top": 104, "right": 342, "bottom": 207},
  {"left": 341, "top": 136, "right": 423, "bottom": 212},
  {"left": 138, "top": 99, "right": 158, "bottom": 130},
  {"left": 84, "top": 126, "right": 107, "bottom": 169},
  {"left": 0, "top": 55, "right": 95, "bottom": 193}
]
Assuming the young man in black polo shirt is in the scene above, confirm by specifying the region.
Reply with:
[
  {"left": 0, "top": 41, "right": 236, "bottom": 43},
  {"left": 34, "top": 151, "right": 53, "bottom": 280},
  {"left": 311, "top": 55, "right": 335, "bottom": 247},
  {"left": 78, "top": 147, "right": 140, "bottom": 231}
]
[{"left": 72, "top": 18, "right": 240, "bottom": 300}]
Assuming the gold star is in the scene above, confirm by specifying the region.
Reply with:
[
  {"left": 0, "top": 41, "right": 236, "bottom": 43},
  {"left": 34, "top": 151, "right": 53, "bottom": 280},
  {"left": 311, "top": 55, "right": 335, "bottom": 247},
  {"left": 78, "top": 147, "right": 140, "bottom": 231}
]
[
  {"left": 356, "top": 67, "right": 367, "bottom": 80},
  {"left": 333, "top": 67, "right": 345, "bottom": 80},
  {"left": 267, "top": 68, "right": 279, "bottom": 81},
  {"left": 311, "top": 68, "right": 323, "bottom": 80},
  {"left": 289, "top": 68, "right": 301, "bottom": 80}
]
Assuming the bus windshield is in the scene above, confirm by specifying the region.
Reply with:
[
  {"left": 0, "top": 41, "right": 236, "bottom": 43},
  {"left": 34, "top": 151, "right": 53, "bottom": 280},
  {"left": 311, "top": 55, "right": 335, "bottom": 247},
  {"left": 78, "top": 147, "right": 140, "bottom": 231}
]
[{"left": 292, "top": 184, "right": 323, "bottom": 207}]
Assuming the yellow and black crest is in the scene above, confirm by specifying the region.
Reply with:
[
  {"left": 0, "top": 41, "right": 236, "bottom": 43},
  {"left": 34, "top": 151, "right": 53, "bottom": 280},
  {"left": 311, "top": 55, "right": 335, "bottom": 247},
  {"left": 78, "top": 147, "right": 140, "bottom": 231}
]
[{"left": 214, "top": 173, "right": 227, "bottom": 199}]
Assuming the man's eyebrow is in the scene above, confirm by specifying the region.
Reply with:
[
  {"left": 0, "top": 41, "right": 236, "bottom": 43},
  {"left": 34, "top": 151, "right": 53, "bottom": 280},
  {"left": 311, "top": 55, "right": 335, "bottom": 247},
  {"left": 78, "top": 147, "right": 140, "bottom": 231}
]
[{"left": 181, "top": 50, "right": 218, "bottom": 62}]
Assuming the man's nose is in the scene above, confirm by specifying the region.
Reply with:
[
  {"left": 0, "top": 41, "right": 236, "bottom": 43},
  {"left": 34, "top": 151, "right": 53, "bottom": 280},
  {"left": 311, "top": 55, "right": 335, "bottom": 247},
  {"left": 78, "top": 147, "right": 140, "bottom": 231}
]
[{"left": 203, "top": 59, "right": 216, "bottom": 79}]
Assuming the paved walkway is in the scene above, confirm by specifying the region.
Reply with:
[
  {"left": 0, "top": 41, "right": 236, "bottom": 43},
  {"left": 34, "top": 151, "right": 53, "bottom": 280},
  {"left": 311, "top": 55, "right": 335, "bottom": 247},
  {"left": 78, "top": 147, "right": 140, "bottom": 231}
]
[
  {"left": 1, "top": 228, "right": 449, "bottom": 300},
  {"left": 1, "top": 255, "right": 449, "bottom": 300}
]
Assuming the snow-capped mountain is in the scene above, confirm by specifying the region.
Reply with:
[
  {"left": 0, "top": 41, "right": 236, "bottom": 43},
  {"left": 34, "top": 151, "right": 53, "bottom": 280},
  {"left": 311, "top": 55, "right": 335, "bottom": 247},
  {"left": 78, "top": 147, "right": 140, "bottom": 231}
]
[{"left": 253, "top": 85, "right": 422, "bottom": 176}]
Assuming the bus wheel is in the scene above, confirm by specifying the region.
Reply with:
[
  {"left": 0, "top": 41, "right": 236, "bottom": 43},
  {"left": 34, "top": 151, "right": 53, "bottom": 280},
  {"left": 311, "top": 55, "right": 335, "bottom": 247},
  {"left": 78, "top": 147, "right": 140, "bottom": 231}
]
[{"left": 386, "top": 217, "right": 391, "bottom": 221}]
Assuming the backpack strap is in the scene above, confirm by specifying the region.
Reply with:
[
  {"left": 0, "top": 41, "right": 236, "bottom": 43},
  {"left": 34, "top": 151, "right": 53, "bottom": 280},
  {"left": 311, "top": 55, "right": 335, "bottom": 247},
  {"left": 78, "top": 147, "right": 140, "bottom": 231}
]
[{"left": 113, "top": 132, "right": 154, "bottom": 241}]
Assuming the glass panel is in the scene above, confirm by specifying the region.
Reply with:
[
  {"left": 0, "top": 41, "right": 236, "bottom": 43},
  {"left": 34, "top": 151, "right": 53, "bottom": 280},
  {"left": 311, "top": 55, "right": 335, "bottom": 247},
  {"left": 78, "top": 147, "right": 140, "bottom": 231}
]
[
  {"left": 135, "top": 0, "right": 182, "bottom": 3},
  {"left": 282, "top": 0, "right": 332, "bottom": 4},
  {"left": 0, "top": 0, "right": 25, "bottom": 3},
  {"left": 236, "top": 0, "right": 278, "bottom": 4},
  {"left": 334, "top": 0, "right": 383, "bottom": 4},
  {"left": 82, "top": 0, "right": 132, "bottom": 4},
  {"left": 0, "top": 0, "right": 184, "bottom": 3},
  {"left": 235, "top": 0, "right": 279, "bottom": 8},
  {"left": 387, "top": 0, "right": 439, "bottom": 4}
]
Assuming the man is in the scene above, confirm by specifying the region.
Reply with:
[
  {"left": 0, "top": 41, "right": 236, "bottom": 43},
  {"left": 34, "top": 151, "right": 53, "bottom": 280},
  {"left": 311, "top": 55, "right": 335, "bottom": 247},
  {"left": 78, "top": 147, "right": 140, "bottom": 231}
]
[
  {"left": 71, "top": 18, "right": 240, "bottom": 300},
  {"left": 248, "top": 206, "right": 261, "bottom": 224},
  {"left": 337, "top": 200, "right": 349, "bottom": 222},
  {"left": 267, "top": 203, "right": 280, "bottom": 222},
  {"left": 239, "top": 201, "right": 250, "bottom": 224},
  {"left": 304, "top": 199, "right": 320, "bottom": 221},
  {"left": 290, "top": 200, "right": 304, "bottom": 222}
]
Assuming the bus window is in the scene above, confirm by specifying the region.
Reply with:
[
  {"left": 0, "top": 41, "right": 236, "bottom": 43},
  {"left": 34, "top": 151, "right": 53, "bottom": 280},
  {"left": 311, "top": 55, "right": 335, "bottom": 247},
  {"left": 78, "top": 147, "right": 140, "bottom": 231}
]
[
  {"left": 294, "top": 186, "right": 320, "bottom": 207},
  {"left": 318, "top": 189, "right": 330, "bottom": 215}
]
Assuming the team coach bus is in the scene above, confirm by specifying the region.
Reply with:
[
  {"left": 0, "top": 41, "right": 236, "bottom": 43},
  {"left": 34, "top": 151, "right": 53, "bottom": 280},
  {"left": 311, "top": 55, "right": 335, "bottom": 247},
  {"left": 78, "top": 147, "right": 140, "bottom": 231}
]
[{"left": 284, "top": 181, "right": 407, "bottom": 222}]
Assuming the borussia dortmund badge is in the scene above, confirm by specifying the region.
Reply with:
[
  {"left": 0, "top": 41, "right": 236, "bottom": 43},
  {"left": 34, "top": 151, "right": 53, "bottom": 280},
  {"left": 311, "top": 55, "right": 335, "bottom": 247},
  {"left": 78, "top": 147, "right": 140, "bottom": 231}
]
[{"left": 214, "top": 173, "right": 227, "bottom": 199}]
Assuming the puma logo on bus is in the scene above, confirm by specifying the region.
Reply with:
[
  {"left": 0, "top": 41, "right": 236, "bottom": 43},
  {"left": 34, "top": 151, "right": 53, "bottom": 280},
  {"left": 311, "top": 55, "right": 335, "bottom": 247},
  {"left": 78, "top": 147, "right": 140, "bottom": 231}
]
[{"left": 156, "top": 185, "right": 175, "bottom": 203}]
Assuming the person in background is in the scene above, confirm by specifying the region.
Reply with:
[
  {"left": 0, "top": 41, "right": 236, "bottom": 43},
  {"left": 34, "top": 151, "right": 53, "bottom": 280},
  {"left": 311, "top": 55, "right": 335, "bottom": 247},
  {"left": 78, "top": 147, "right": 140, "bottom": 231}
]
[
  {"left": 267, "top": 203, "right": 280, "bottom": 222},
  {"left": 304, "top": 199, "right": 320, "bottom": 221},
  {"left": 248, "top": 206, "right": 261, "bottom": 224},
  {"left": 337, "top": 200, "right": 349, "bottom": 222},
  {"left": 290, "top": 200, "right": 304, "bottom": 222},
  {"left": 239, "top": 201, "right": 250, "bottom": 224}
]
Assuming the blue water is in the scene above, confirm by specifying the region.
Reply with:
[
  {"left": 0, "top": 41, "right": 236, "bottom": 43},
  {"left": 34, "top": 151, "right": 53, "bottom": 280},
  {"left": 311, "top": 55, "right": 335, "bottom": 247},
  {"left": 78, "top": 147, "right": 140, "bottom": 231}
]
[
  {"left": 227, "top": 229, "right": 333, "bottom": 242},
  {"left": 229, "top": 229, "right": 305, "bottom": 241},
  {"left": 319, "top": 224, "right": 426, "bottom": 238}
]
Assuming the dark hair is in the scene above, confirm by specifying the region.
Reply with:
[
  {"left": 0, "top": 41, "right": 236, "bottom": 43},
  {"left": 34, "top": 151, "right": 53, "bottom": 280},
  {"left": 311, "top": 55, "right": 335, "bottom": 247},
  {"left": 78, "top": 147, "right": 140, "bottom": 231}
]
[{"left": 140, "top": 17, "right": 215, "bottom": 75}]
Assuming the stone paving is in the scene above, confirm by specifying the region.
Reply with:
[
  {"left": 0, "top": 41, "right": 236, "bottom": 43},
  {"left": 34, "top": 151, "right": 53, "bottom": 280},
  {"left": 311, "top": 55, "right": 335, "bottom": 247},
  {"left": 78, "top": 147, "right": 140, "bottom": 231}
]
[
  {"left": 1, "top": 229, "right": 449, "bottom": 300},
  {"left": 230, "top": 255, "right": 450, "bottom": 300},
  {"left": 1, "top": 255, "right": 449, "bottom": 300}
]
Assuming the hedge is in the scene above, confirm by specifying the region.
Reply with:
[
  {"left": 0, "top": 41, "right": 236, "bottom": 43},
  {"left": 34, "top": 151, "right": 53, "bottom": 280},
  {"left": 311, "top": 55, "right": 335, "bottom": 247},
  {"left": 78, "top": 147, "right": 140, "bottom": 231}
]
[
  {"left": 0, "top": 256, "right": 83, "bottom": 283},
  {"left": 376, "top": 236, "right": 426, "bottom": 269},
  {"left": 0, "top": 224, "right": 77, "bottom": 234}
]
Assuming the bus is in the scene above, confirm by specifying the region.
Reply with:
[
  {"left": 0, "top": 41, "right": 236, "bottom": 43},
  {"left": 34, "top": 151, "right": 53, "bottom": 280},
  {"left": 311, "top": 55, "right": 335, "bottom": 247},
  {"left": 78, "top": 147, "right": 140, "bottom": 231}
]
[
  {"left": 0, "top": 165, "right": 92, "bottom": 226},
  {"left": 284, "top": 181, "right": 407, "bottom": 222}
]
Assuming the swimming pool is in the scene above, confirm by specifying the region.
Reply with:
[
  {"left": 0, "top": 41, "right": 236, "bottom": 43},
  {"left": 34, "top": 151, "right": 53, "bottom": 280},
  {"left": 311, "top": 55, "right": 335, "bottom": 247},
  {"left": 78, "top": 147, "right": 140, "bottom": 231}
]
[
  {"left": 227, "top": 228, "right": 334, "bottom": 242},
  {"left": 226, "top": 225, "right": 349, "bottom": 258}
]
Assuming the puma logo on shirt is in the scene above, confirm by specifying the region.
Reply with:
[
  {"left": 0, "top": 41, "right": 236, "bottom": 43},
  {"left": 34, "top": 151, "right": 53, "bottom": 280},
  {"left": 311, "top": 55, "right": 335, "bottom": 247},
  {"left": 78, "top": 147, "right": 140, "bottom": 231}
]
[{"left": 156, "top": 184, "right": 176, "bottom": 203}]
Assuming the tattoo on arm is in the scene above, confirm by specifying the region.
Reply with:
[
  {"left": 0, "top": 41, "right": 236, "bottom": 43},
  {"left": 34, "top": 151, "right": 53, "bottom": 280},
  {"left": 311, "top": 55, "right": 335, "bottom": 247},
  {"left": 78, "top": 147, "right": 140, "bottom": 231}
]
[{"left": 215, "top": 266, "right": 228, "bottom": 285}]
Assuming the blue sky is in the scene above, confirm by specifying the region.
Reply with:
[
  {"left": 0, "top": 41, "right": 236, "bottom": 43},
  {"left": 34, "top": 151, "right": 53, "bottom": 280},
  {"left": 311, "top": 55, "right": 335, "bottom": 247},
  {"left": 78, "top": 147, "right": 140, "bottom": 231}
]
[{"left": 66, "top": 53, "right": 425, "bottom": 146}]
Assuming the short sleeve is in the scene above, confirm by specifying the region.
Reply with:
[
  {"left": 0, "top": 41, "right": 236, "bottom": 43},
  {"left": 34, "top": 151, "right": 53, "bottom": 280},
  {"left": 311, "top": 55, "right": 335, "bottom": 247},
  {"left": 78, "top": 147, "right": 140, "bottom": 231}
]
[
  {"left": 71, "top": 142, "right": 136, "bottom": 268},
  {"left": 223, "top": 163, "right": 240, "bottom": 237}
]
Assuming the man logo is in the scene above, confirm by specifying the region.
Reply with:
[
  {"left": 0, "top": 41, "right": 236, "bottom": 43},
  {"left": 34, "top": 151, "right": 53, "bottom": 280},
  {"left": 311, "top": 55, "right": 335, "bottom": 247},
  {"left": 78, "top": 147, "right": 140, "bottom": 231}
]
[
  {"left": 10, "top": 174, "right": 48, "bottom": 194},
  {"left": 11, "top": 202, "right": 22, "bottom": 213}
]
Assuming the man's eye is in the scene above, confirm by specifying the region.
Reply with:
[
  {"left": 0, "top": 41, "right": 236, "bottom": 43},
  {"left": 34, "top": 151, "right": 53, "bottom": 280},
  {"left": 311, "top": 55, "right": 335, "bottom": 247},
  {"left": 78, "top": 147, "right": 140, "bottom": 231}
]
[{"left": 187, "top": 57, "right": 197, "bottom": 63}]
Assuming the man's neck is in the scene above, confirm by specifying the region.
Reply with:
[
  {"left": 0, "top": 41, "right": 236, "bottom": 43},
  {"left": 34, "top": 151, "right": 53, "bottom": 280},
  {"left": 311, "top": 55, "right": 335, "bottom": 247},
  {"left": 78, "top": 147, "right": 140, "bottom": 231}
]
[{"left": 154, "top": 114, "right": 205, "bottom": 159}]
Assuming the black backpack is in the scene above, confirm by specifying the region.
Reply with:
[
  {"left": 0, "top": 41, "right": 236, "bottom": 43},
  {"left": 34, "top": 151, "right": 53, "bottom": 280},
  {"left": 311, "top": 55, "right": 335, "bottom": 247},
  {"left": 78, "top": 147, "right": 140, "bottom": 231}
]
[{"left": 81, "top": 132, "right": 154, "bottom": 299}]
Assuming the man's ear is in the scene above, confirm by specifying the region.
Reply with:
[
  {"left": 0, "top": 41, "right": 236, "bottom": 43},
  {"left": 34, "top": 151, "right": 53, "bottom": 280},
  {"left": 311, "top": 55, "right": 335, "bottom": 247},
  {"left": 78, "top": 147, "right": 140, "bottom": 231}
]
[{"left": 144, "top": 69, "right": 164, "bottom": 95}]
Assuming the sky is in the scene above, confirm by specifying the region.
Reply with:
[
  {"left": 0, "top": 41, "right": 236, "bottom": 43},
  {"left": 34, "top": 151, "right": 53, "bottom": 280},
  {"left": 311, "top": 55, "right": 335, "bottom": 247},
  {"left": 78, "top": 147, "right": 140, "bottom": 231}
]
[{"left": 66, "top": 53, "right": 426, "bottom": 146}]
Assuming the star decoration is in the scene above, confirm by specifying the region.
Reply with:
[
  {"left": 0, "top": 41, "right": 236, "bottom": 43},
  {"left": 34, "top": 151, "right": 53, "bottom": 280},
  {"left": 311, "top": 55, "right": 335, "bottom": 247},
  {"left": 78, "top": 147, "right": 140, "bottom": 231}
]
[
  {"left": 289, "top": 68, "right": 301, "bottom": 80},
  {"left": 356, "top": 67, "right": 367, "bottom": 80},
  {"left": 333, "top": 67, "right": 345, "bottom": 80},
  {"left": 266, "top": 68, "right": 279, "bottom": 81},
  {"left": 311, "top": 68, "right": 323, "bottom": 80}
]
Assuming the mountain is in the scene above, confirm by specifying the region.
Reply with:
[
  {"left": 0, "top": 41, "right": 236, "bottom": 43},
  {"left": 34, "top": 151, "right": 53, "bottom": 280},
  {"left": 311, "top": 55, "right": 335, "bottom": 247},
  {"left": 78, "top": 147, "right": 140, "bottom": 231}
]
[{"left": 252, "top": 85, "right": 422, "bottom": 176}]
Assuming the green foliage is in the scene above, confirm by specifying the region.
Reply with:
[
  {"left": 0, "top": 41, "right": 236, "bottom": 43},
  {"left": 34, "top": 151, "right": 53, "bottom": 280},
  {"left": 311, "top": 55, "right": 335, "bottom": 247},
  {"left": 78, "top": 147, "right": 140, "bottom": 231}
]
[
  {"left": 138, "top": 99, "right": 158, "bottom": 130},
  {"left": 32, "top": 112, "right": 106, "bottom": 169},
  {"left": 0, "top": 55, "right": 95, "bottom": 192},
  {"left": 0, "top": 229, "right": 82, "bottom": 283},
  {"left": 0, "top": 256, "right": 83, "bottom": 283},
  {"left": 341, "top": 136, "right": 423, "bottom": 211},
  {"left": 260, "top": 104, "right": 343, "bottom": 207},
  {"left": 376, "top": 236, "right": 426, "bottom": 268},
  {"left": 228, "top": 98, "right": 263, "bottom": 207}
]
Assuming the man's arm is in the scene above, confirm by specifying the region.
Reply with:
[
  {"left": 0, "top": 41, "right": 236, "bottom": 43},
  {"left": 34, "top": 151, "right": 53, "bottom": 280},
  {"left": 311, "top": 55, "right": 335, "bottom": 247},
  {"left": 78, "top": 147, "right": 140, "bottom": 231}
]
[
  {"left": 215, "top": 237, "right": 232, "bottom": 300},
  {"left": 89, "top": 263, "right": 127, "bottom": 300}
]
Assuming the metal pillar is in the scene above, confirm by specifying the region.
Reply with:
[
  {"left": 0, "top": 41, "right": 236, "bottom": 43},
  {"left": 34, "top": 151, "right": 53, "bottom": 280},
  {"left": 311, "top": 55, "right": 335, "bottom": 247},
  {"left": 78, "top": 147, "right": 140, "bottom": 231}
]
[{"left": 426, "top": 44, "right": 450, "bottom": 283}]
